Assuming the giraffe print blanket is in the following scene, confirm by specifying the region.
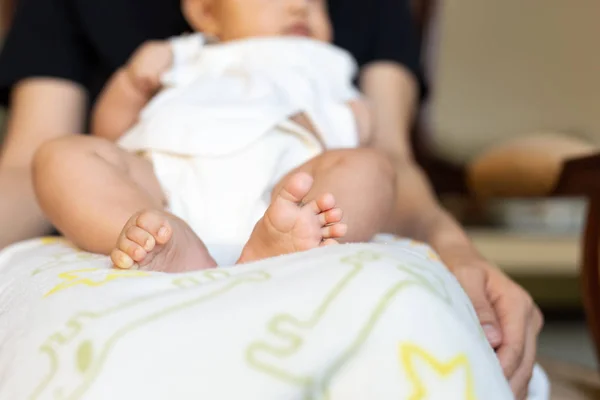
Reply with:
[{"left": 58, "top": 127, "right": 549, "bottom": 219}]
[{"left": 0, "top": 236, "right": 547, "bottom": 399}]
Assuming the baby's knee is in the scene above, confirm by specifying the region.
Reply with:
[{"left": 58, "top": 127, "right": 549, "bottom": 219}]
[
  {"left": 33, "top": 136, "right": 80, "bottom": 177},
  {"left": 337, "top": 148, "right": 396, "bottom": 182},
  {"left": 37, "top": 134, "right": 121, "bottom": 167},
  {"left": 33, "top": 135, "right": 105, "bottom": 183}
]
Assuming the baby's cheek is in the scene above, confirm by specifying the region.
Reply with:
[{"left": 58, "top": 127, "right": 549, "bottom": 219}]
[{"left": 310, "top": 9, "right": 333, "bottom": 42}]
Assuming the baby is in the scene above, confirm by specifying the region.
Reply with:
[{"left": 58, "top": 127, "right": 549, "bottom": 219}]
[{"left": 33, "top": 0, "right": 396, "bottom": 271}]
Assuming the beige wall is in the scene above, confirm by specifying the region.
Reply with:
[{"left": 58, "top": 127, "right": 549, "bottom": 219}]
[{"left": 425, "top": 0, "right": 600, "bottom": 164}]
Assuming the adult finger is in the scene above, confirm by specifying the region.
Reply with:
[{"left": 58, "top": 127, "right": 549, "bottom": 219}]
[
  {"left": 495, "top": 291, "right": 531, "bottom": 380},
  {"left": 513, "top": 306, "right": 544, "bottom": 398},
  {"left": 454, "top": 266, "right": 503, "bottom": 347},
  {"left": 510, "top": 320, "right": 538, "bottom": 399}
]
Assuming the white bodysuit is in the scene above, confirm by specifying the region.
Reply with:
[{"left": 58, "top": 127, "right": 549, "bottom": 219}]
[{"left": 118, "top": 34, "right": 360, "bottom": 265}]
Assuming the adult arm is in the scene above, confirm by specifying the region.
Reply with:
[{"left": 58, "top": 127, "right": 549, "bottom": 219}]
[
  {"left": 0, "top": 80, "right": 86, "bottom": 247},
  {"left": 0, "top": 0, "right": 93, "bottom": 248},
  {"left": 361, "top": 45, "right": 542, "bottom": 400},
  {"left": 355, "top": 0, "right": 542, "bottom": 397}
]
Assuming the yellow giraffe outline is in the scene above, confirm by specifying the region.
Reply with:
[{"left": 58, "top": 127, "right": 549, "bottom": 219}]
[
  {"left": 399, "top": 342, "right": 476, "bottom": 400},
  {"left": 29, "top": 269, "right": 270, "bottom": 400},
  {"left": 45, "top": 268, "right": 150, "bottom": 297}
]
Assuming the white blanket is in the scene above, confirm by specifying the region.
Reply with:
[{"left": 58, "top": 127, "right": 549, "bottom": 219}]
[{"left": 0, "top": 236, "right": 548, "bottom": 399}]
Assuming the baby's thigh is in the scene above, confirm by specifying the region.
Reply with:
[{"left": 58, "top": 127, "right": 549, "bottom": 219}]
[
  {"left": 35, "top": 135, "right": 165, "bottom": 204},
  {"left": 280, "top": 148, "right": 395, "bottom": 183},
  {"left": 122, "top": 151, "right": 165, "bottom": 205},
  {"left": 90, "top": 139, "right": 163, "bottom": 203}
]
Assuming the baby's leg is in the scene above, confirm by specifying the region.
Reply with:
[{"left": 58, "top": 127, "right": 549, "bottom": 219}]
[
  {"left": 271, "top": 148, "right": 396, "bottom": 243},
  {"left": 33, "top": 136, "right": 164, "bottom": 253},
  {"left": 238, "top": 148, "right": 395, "bottom": 263},
  {"left": 33, "top": 136, "right": 216, "bottom": 271}
]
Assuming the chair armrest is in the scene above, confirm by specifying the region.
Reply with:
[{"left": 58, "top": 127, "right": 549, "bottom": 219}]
[
  {"left": 553, "top": 153, "right": 600, "bottom": 196},
  {"left": 1, "top": 0, "right": 15, "bottom": 36},
  {"left": 550, "top": 152, "right": 600, "bottom": 368}
]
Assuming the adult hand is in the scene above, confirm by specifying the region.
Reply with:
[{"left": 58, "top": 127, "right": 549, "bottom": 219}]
[{"left": 453, "top": 260, "right": 544, "bottom": 400}]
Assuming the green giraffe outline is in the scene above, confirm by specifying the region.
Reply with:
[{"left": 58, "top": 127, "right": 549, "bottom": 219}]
[
  {"left": 245, "top": 250, "right": 452, "bottom": 396},
  {"left": 315, "top": 253, "right": 487, "bottom": 395},
  {"left": 317, "top": 269, "right": 446, "bottom": 400},
  {"left": 27, "top": 245, "right": 483, "bottom": 399},
  {"left": 29, "top": 269, "right": 270, "bottom": 400},
  {"left": 244, "top": 251, "right": 378, "bottom": 386},
  {"left": 31, "top": 251, "right": 101, "bottom": 277},
  {"left": 384, "top": 244, "right": 486, "bottom": 340},
  {"left": 172, "top": 270, "right": 233, "bottom": 288}
]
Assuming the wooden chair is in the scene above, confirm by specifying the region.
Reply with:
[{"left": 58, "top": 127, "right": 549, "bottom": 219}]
[
  {"left": 0, "top": 0, "right": 15, "bottom": 36},
  {"left": 414, "top": 0, "right": 600, "bottom": 397}
]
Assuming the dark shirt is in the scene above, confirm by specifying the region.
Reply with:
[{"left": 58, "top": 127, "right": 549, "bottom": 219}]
[{"left": 0, "top": 0, "right": 421, "bottom": 108}]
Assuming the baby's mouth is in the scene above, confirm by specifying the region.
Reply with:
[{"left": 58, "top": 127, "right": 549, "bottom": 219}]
[{"left": 284, "top": 22, "right": 312, "bottom": 37}]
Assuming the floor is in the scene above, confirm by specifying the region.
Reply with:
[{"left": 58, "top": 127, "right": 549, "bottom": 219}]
[
  {"left": 534, "top": 316, "right": 600, "bottom": 399},
  {"left": 538, "top": 319, "right": 597, "bottom": 370}
]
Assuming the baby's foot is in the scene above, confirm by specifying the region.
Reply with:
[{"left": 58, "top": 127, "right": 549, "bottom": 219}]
[
  {"left": 111, "top": 210, "right": 217, "bottom": 272},
  {"left": 238, "top": 172, "right": 347, "bottom": 263}
]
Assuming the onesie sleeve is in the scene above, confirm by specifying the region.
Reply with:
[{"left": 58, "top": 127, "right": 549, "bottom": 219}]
[{"left": 160, "top": 33, "right": 206, "bottom": 87}]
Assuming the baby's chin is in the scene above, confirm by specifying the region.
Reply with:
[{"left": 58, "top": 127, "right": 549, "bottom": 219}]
[
  {"left": 223, "top": 31, "right": 329, "bottom": 44},
  {"left": 280, "top": 31, "right": 331, "bottom": 44}
]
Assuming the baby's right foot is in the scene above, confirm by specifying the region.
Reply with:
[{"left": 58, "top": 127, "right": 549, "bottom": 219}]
[
  {"left": 111, "top": 210, "right": 217, "bottom": 272},
  {"left": 238, "top": 172, "right": 347, "bottom": 264}
]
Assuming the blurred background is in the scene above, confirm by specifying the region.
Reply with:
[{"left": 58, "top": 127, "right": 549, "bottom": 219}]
[
  {"left": 413, "top": 1, "right": 600, "bottom": 397},
  {"left": 1, "top": 0, "right": 599, "bottom": 398},
  {"left": 420, "top": 0, "right": 598, "bottom": 363},
  {"left": 418, "top": 0, "right": 598, "bottom": 364}
]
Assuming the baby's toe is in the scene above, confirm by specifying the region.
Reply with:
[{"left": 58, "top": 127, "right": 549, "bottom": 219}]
[
  {"left": 136, "top": 211, "right": 172, "bottom": 244},
  {"left": 306, "top": 194, "right": 336, "bottom": 215},
  {"left": 319, "top": 207, "right": 343, "bottom": 226},
  {"left": 278, "top": 172, "right": 314, "bottom": 204},
  {"left": 126, "top": 225, "right": 156, "bottom": 252},
  {"left": 315, "top": 193, "right": 336, "bottom": 213},
  {"left": 117, "top": 237, "right": 147, "bottom": 263},
  {"left": 305, "top": 193, "right": 335, "bottom": 215},
  {"left": 322, "top": 223, "right": 348, "bottom": 239},
  {"left": 111, "top": 248, "right": 137, "bottom": 269},
  {"left": 320, "top": 238, "right": 339, "bottom": 247}
]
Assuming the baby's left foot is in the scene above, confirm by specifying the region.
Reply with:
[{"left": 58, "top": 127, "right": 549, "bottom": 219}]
[
  {"left": 111, "top": 210, "right": 217, "bottom": 272},
  {"left": 238, "top": 172, "right": 347, "bottom": 264}
]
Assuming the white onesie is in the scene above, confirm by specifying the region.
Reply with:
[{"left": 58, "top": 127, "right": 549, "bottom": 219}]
[{"left": 118, "top": 34, "right": 361, "bottom": 265}]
